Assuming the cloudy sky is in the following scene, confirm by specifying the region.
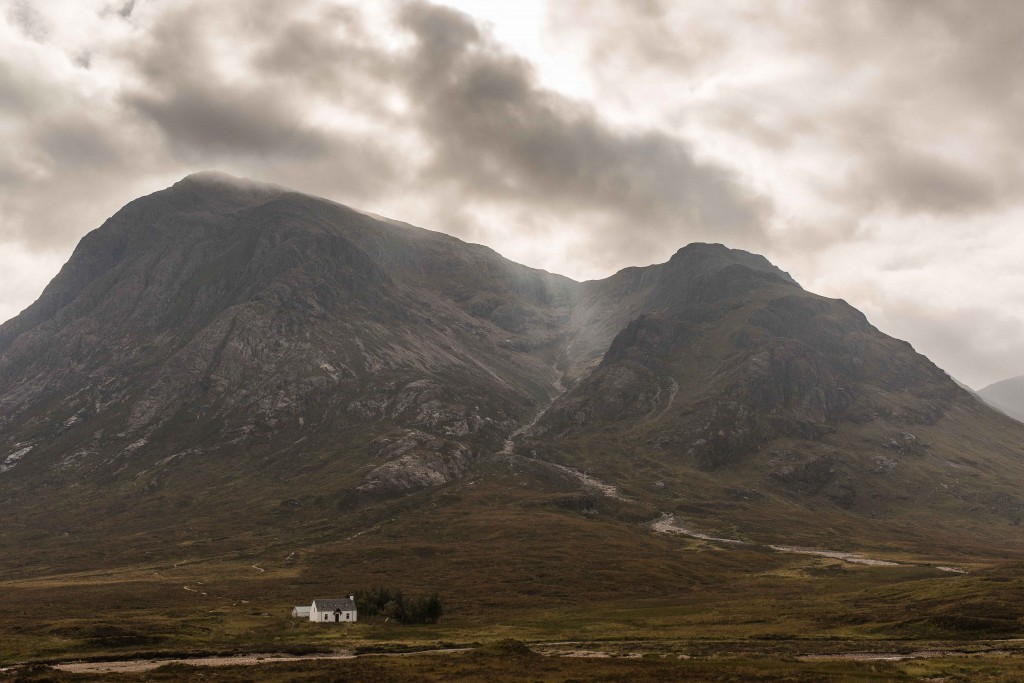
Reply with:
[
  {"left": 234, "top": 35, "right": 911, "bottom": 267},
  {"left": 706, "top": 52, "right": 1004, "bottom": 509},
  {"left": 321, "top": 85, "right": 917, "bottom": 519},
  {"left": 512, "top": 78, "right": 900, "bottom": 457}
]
[{"left": 2, "top": 0, "right": 1024, "bottom": 389}]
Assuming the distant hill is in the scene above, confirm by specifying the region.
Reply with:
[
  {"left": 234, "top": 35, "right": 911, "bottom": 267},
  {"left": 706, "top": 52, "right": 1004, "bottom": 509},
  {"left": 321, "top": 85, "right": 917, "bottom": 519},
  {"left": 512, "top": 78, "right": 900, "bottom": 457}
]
[
  {"left": 978, "top": 375, "right": 1024, "bottom": 423},
  {"left": 3, "top": 171, "right": 1024, "bottom": 587}
]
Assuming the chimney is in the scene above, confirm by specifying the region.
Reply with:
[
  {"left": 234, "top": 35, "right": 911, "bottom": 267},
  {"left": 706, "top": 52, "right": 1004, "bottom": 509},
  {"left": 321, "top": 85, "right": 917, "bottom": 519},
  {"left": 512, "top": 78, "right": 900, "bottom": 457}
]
[{"left": 349, "top": 594, "right": 355, "bottom": 602}]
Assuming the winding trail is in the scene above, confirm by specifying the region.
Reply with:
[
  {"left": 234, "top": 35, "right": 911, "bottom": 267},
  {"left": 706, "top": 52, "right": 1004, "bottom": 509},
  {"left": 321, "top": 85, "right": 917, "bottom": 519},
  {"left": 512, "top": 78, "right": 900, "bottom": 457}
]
[
  {"left": 522, "top": 457, "right": 630, "bottom": 501},
  {"left": 54, "top": 652, "right": 357, "bottom": 674},
  {"left": 651, "top": 513, "right": 964, "bottom": 572},
  {"left": 797, "top": 642, "right": 1024, "bottom": 662},
  {"left": 37, "top": 638, "right": 1024, "bottom": 674},
  {"left": 49, "top": 647, "right": 477, "bottom": 674},
  {"left": 765, "top": 544, "right": 899, "bottom": 567},
  {"left": 650, "top": 513, "right": 744, "bottom": 545}
]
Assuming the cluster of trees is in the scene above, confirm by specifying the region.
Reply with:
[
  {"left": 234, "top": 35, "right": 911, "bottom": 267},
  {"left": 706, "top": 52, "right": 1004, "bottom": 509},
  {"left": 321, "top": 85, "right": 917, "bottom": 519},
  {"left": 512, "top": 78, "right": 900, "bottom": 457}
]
[{"left": 354, "top": 586, "right": 443, "bottom": 624}]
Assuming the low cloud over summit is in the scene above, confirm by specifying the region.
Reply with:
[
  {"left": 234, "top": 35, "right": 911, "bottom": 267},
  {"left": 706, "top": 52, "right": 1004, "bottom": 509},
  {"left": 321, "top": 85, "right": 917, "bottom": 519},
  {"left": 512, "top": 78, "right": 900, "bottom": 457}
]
[{"left": 3, "top": 0, "right": 1024, "bottom": 387}]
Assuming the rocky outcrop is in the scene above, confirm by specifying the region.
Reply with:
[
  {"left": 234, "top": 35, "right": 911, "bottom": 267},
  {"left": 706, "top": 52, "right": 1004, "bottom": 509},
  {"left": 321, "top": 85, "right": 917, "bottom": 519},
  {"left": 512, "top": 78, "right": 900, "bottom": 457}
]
[{"left": 358, "top": 431, "right": 476, "bottom": 493}]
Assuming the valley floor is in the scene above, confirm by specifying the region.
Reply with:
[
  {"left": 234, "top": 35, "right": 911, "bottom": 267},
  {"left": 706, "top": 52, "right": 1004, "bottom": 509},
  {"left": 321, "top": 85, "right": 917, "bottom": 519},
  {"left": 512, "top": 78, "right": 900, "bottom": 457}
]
[
  {"left": 7, "top": 639, "right": 1024, "bottom": 681},
  {"left": 3, "top": 545, "right": 1024, "bottom": 681},
  {"left": 4, "top": 467, "right": 1024, "bottom": 682}
]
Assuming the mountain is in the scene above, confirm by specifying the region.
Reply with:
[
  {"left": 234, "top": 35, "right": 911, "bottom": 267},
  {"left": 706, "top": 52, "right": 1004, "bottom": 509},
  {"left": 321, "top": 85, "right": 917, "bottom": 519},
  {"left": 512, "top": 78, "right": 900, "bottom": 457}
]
[
  {"left": 529, "top": 249, "right": 1024, "bottom": 552},
  {"left": 978, "top": 375, "right": 1024, "bottom": 423},
  {"left": 0, "top": 172, "right": 576, "bottom": 495},
  {"left": 3, "top": 171, "right": 1024, "bottom": 584}
]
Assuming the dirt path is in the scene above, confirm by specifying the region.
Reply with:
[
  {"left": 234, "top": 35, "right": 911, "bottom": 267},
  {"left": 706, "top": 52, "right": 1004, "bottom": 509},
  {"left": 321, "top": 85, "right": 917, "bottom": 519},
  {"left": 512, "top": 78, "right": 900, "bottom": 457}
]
[
  {"left": 798, "top": 642, "right": 1024, "bottom": 662},
  {"left": 650, "top": 513, "right": 744, "bottom": 544},
  {"left": 525, "top": 457, "right": 630, "bottom": 501},
  {"left": 766, "top": 544, "right": 899, "bottom": 567},
  {"left": 29, "top": 638, "right": 1024, "bottom": 674},
  {"left": 651, "top": 513, "right": 964, "bottom": 571},
  {"left": 53, "top": 652, "right": 356, "bottom": 674},
  {"left": 799, "top": 650, "right": 946, "bottom": 662},
  {"left": 50, "top": 646, "right": 477, "bottom": 674}
]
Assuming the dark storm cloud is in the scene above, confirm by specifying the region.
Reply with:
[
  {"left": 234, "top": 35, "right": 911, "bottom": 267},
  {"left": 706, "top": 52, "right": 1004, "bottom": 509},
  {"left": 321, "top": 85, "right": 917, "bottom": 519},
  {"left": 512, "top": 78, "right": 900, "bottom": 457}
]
[
  {"left": 394, "top": 3, "right": 770, "bottom": 258},
  {"left": 111, "top": 0, "right": 770, "bottom": 264},
  {"left": 128, "top": 86, "right": 331, "bottom": 160},
  {"left": 121, "top": 3, "right": 335, "bottom": 161}
]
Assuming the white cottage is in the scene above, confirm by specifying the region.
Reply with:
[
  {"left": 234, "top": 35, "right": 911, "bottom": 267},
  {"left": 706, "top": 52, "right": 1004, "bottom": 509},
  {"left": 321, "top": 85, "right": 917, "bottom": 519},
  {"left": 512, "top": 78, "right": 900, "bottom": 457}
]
[{"left": 309, "top": 596, "right": 357, "bottom": 623}]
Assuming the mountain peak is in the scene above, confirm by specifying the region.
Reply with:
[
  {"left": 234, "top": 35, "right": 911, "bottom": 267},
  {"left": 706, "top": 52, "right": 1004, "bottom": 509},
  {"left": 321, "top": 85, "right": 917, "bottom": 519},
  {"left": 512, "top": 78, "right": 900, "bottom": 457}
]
[
  {"left": 668, "top": 242, "right": 799, "bottom": 286},
  {"left": 175, "top": 169, "right": 276, "bottom": 189},
  {"left": 166, "top": 170, "right": 292, "bottom": 204}
]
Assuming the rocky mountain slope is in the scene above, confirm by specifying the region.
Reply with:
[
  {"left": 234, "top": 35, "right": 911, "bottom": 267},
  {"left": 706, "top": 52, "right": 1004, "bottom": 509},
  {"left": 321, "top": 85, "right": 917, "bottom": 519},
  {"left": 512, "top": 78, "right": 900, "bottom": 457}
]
[
  {"left": 978, "top": 375, "right": 1024, "bottom": 423},
  {"left": 0, "top": 172, "right": 577, "bottom": 497},
  {"left": 528, "top": 246, "right": 1024, "bottom": 548},
  {"left": 2, "top": 172, "right": 1024, "bottom": 570}
]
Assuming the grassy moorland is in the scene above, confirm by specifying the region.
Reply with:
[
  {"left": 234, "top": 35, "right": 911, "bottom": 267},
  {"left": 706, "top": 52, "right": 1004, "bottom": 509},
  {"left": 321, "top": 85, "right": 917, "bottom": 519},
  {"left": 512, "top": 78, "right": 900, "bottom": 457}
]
[
  {"left": 4, "top": 182, "right": 1024, "bottom": 680},
  {"left": 3, "top": 465, "right": 1024, "bottom": 681},
  {"left": 3, "top": 396, "right": 1024, "bottom": 681},
  {"left": 8, "top": 647, "right": 1024, "bottom": 682}
]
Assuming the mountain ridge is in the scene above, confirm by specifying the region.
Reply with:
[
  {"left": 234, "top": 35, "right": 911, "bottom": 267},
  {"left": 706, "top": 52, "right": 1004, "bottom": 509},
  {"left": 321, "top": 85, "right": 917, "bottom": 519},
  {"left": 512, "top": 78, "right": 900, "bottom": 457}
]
[
  {"left": 2, "top": 172, "right": 1024, "bottom": 581},
  {"left": 978, "top": 374, "right": 1024, "bottom": 423}
]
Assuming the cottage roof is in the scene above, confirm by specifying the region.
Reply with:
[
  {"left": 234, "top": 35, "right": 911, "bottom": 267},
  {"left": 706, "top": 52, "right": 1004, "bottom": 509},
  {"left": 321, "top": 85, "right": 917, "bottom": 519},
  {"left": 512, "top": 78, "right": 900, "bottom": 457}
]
[{"left": 312, "top": 598, "right": 356, "bottom": 611}]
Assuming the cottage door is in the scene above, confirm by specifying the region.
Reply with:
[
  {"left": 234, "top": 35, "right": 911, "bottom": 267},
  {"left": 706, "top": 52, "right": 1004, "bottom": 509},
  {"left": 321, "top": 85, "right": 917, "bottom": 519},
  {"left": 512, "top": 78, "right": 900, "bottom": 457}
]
[{"left": 334, "top": 611, "right": 340, "bottom": 622}]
